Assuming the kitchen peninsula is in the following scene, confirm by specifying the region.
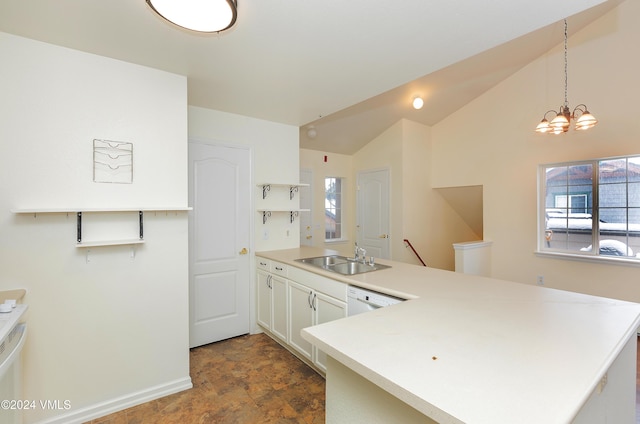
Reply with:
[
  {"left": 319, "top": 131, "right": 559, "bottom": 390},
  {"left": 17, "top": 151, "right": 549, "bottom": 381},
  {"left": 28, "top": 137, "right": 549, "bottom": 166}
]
[{"left": 257, "top": 247, "right": 640, "bottom": 424}]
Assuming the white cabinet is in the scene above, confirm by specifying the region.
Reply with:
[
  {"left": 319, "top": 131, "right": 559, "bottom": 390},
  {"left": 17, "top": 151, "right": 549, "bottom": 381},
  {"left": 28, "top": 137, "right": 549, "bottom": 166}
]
[
  {"left": 288, "top": 280, "right": 315, "bottom": 360},
  {"left": 256, "top": 259, "right": 288, "bottom": 343},
  {"left": 288, "top": 279, "right": 347, "bottom": 371},
  {"left": 256, "top": 260, "right": 271, "bottom": 330},
  {"left": 313, "top": 292, "right": 347, "bottom": 373},
  {"left": 271, "top": 274, "right": 288, "bottom": 342},
  {"left": 257, "top": 254, "right": 348, "bottom": 374}
]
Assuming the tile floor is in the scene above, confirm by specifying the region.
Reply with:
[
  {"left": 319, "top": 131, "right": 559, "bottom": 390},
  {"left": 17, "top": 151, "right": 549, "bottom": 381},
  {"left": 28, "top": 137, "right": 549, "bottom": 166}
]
[
  {"left": 86, "top": 333, "right": 325, "bottom": 424},
  {"left": 89, "top": 334, "right": 640, "bottom": 424}
]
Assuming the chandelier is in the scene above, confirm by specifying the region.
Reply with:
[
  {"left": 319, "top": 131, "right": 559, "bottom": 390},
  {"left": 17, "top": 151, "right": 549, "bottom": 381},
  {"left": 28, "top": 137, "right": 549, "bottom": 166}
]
[{"left": 535, "top": 19, "right": 597, "bottom": 134}]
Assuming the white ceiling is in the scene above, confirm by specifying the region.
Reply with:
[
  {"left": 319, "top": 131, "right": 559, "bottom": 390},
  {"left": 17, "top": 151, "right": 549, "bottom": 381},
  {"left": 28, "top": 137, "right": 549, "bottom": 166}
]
[{"left": 0, "top": 0, "right": 619, "bottom": 154}]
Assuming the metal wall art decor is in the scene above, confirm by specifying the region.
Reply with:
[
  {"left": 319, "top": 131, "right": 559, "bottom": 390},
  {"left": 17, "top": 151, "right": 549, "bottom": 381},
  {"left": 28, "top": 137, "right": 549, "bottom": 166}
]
[{"left": 93, "top": 139, "right": 133, "bottom": 184}]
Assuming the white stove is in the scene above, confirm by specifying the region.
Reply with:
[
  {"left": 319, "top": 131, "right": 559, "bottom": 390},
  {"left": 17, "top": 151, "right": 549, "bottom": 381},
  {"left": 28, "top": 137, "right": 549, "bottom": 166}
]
[{"left": 0, "top": 304, "right": 28, "bottom": 424}]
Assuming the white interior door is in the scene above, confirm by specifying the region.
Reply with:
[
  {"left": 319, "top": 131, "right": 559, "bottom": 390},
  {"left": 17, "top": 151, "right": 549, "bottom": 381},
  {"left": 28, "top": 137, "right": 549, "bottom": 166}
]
[
  {"left": 357, "top": 168, "right": 390, "bottom": 259},
  {"left": 299, "top": 169, "right": 313, "bottom": 246},
  {"left": 188, "top": 142, "right": 251, "bottom": 348}
]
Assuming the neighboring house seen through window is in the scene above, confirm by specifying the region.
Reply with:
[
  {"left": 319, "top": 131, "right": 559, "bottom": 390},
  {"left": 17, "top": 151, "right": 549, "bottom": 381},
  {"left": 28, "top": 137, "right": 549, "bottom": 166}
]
[
  {"left": 540, "top": 155, "right": 640, "bottom": 260},
  {"left": 325, "top": 177, "right": 342, "bottom": 241}
]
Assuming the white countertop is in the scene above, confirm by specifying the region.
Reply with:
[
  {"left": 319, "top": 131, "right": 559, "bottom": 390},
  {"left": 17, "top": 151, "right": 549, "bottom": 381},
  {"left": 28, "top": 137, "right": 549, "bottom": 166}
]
[
  {"left": 257, "top": 247, "right": 640, "bottom": 424},
  {"left": 0, "top": 304, "right": 28, "bottom": 341}
]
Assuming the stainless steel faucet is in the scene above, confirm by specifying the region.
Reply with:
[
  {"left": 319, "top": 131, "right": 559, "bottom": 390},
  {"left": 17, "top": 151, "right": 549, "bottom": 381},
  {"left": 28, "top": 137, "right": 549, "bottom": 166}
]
[{"left": 354, "top": 243, "right": 366, "bottom": 263}]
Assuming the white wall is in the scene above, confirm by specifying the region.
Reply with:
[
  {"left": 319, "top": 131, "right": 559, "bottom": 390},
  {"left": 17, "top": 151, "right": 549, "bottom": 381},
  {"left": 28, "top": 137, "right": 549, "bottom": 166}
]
[
  {"left": 0, "top": 33, "right": 191, "bottom": 423},
  {"left": 399, "top": 120, "right": 478, "bottom": 269},
  {"left": 352, "top": 119, "right": 477, "bottom": 269},
  {"left": 431, "top": 1, "right": 640, "bottom": 301},
  {"left": 301, "top": 119, "right": 478, "bottom": 269},
  {"left": 299, "top": 149, "right": 354, "bottom": 256}
]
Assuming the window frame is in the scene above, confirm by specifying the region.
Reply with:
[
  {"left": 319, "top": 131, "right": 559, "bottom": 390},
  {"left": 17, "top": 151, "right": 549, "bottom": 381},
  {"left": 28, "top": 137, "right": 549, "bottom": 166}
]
[
  {"left": 324, "top": 176, "right": 344, "bottom": 242},
  {"left": 537, "top": 154, "right": 640, "bottom": 264}
]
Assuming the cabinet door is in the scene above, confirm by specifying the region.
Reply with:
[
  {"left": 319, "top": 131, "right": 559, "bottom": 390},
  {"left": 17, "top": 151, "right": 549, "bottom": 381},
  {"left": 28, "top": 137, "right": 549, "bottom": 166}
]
[
  {"left": 313, "top": 292, "right": 347, "bottom": 373},
  {"left": 288, "top": 280, "right": 313, "bottom": 360},
  {"left": 271, "top": 274, "right": 288, "bottom": 343},
  {"left": 256, "top": 270, "right": 272, "bottom": 331}
]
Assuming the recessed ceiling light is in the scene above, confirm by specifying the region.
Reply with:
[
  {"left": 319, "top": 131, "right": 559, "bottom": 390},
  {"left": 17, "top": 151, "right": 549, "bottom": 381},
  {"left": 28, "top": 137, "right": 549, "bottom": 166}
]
[
  {"left": 412, "top": 96, "right": 424, "bottom": 110},
  {"left": 146, "top": 0, "right": 238, "bottom": 33}
]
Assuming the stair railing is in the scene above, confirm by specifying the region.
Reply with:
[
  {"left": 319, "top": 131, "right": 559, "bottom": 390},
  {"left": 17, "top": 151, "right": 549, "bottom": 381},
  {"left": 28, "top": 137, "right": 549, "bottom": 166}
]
[{"left": 403, "top": 239, "right": 427, "bottom": 267}]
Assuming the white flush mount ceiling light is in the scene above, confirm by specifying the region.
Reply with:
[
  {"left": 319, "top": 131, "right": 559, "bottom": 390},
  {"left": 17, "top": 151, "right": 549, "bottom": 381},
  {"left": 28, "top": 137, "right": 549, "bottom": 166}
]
[
  {"left": 535, "top": 19, "right": 597, "bottom": 134},
  {"left": 306, "top": 126, "right": 317, "bottom": 139},
  {"left": 412, "top": 96, "right": 424, "bottom": 110},
  {"left": 146, "top": 0, "right": 238, "bottom": 33}
]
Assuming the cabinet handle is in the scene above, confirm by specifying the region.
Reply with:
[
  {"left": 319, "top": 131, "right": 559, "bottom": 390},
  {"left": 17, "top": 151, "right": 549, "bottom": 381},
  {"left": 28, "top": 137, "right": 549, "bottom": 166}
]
[
  {"left": 259, "top": 261, "right": 267, "bottom": 266},
  {"left": 275, "top": 266, "right": 283, "bottom": 271},
  {"left": 312, "top": 293, "right": 317, "bottom": 311},
  {"left": 267, "top": 275, "right": 272, "bottom": 289},
  {"left": 307, "top": 291, "right": 313, "bottom": 308}
]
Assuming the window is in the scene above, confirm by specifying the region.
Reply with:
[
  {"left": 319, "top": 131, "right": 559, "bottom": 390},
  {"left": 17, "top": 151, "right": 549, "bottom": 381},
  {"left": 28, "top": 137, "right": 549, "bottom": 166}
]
[
  {"left": 540, "top": 155, "right": 640, "bottom": 260},
  {"left": 325, "top": 177, "right": 343, "bottom": 241}
]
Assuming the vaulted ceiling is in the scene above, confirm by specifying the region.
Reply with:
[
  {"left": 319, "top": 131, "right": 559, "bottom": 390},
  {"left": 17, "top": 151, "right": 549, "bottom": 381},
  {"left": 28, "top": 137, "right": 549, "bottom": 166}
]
[{"left": 0, "top": 0, "right": 621, "bottom": 154}]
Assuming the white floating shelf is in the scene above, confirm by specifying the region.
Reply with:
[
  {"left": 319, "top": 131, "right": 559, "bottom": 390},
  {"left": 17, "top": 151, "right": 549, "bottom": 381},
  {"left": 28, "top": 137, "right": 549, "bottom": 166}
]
[
  {"left": 257, "top": 209, "right": 309, "bottom": 224},
  {"left": 256, "top": 184, "right": 309, "bottom": 188},
  {"left": 76, "top": 239, "right": 145, "bottom": 248},
  {"left": 257, "top": 183, "right": 309, "bottom": 199},
  {"left": 257, "top": 209, "right": 310, "bottom": 213},
  {"left": 11, "top": 207, "right": 192, "bottom": 213},
  {"left": 11, "top": 207, "right": 191, "bottom": 247}
]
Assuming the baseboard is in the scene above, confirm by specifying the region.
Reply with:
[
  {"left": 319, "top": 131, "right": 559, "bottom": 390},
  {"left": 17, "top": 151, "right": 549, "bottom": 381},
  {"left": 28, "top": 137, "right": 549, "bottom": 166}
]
[{"left": 33, "top": 377, "right": 193, "bottom": 424}]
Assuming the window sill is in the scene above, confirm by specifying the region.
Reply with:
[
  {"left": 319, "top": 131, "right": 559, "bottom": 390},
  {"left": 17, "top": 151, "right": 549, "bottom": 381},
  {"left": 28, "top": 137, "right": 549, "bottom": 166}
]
[
  {"left": 535, "top": 250, "right": 640, "bottom": 267},
  {"left": 325, "top": 239, "right": 348, "bottom": 245}
]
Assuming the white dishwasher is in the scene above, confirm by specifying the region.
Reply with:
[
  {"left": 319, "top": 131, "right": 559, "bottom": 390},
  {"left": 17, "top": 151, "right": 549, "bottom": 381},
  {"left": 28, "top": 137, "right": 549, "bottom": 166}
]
[{"left": 347, "top": 285, "right": 404, "bottom": 316}]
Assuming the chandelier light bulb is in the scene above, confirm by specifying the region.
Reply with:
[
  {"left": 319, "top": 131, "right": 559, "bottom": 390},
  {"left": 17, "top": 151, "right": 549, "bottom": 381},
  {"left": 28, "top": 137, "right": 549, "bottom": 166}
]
[{"left": 535, "top": 119, "right": 552, "bottom": 133}]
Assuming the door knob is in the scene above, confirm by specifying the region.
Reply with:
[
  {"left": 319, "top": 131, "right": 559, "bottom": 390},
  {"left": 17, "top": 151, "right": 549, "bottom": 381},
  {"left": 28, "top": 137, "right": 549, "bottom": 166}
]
[
  {"left": 306, "top": 235, "right": 312, "bottom": 240},
  {"left": 379, "top": 234, "right": 389, "bottom": 239},
  {"left": 239, "top": 247, "right": 248, "bottom": 255}
]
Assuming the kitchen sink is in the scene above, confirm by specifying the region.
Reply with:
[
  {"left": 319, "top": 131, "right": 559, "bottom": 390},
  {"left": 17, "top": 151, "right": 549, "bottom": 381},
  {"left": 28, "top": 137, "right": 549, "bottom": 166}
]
[
  {"left": 297, "top": 255, "right": 348, "bottom": 267},
  {"left": 295, "top": 255, "right": 391, "bottom": 275}
]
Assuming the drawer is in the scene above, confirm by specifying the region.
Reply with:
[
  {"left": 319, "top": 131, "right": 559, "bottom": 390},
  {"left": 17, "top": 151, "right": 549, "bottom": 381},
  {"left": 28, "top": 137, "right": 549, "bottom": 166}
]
[
  {"left": 288, "top": 266, "right": 347, "bottom": 302},
  {"left": 271, "top": 261, "right": 288, "bottom": 277},
  {"left": 256, "top": 258, "right": 270, "bottom": 271}
]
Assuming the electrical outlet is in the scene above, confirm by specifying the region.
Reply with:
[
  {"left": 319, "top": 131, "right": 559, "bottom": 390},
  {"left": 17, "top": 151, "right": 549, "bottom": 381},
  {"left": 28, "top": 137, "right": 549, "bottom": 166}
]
[
  {"left": 537, "top": 275, "right": 544, "bottom": 286},
  {"left": 263, "top": 229, "right": 269, "bottom": 240}
]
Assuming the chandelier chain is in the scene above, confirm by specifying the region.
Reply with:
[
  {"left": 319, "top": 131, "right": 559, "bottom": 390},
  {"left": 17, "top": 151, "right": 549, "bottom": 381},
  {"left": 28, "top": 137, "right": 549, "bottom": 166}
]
[{"left": 563, "top": 19, "right": 568, "bottom": 108}]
